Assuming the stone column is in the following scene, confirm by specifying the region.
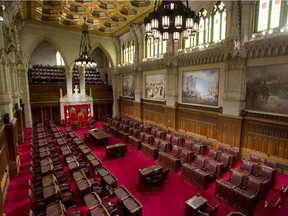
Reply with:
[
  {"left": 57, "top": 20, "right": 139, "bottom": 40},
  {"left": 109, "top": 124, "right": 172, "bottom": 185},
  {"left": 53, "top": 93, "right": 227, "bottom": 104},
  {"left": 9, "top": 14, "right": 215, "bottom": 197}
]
[
  {"left": 78, "top": 65, "right": 86, "bottom": 97},
  {"left": 66, "top": 65, "right": 74, "bottom": 100},
  {"left": 112, "top": 69, "right": 120, "bottom": 117},
  {"left": 112, "top": 37, "right": 121, "bottom": 66},
  {"left": 222, "top": 1, "right": 246, "bottom": 116}
]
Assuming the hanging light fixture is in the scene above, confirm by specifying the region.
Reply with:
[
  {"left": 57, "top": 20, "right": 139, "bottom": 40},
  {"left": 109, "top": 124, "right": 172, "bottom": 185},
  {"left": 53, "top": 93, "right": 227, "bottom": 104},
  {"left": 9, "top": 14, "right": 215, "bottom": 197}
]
[
  {"left": 75, "top": 17, "right": 97, "bottom": 67},
  {"left": 144, "top": 0, "right": 199, "bottom": 42}
]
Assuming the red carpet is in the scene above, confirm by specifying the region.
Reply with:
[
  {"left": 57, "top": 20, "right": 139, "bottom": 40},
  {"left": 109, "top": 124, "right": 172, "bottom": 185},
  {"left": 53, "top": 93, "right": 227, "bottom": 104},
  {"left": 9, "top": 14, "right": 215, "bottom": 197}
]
[{"left": 4, "top": 122, "right": 288, "bottom": 216}]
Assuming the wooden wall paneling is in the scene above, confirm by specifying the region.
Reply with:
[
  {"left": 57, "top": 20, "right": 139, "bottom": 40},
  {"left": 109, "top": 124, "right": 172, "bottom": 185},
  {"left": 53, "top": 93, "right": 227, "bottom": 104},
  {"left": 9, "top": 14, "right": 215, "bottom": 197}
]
[
  {"left": 217, "top": 115, "right": 242, "bottom": 148},
  {"left": 0, "top": 120, "right": 9, "bottom": 215},
  {"left": 4, "top": 118, "right": 20, "bottom": 177},
  {"left": 142, "top": 102, "right": 165, "bottom": 125},
  {"left": 119, "top": 97, "right": 134, "bottom": 117},
  {"left": 15, "top": 109, "right": 24, "bottom": 143},
  {"left": 52, "top": 106, "right": 61, "bottom": 123},
  {"left": 31, "top": 107, "right": 41, "bottom": 123},
  {"left": 241, "top": 112, "right": 288, "bottom": 170},
  {"left": 133, "top": 101, "right": 142, "bottom": 120},
  {"left": 177, "top": 107, "right": 218, "bottom": 139},
  {"left": 165, "top": 106, "right": 176, "bottom": 130}
]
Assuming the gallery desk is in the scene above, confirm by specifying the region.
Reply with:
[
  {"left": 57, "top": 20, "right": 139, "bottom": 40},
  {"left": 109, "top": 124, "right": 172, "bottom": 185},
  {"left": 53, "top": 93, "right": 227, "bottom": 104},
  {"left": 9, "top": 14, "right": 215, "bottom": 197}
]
[
  {"left": 185, "top": 194, "right": 207, "bottom": 216},
  {"left": 106, "top": 143, "right": 127, "bottom": 157},
  {"left": 46, "top": 200, "right": 65, "bottom": 216},
  {"left": 181, "top": 163, "right": 209, "bottom": 190},
  {"left": 122, "top": 195, "right": 143, "bottom": 216},
  {"left": 138, "top": 164, "right": 162, "bottom": 187},
  {"left": 89, "top": 130, "right": 111, "bottom": 145}
]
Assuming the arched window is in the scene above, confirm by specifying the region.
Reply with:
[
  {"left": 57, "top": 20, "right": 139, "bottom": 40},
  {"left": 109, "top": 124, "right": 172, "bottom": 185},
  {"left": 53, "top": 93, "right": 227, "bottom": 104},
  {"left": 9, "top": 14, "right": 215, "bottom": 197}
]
[
  {"left": 56, "top": 51, "right": 64, "bottom": 66},
  {"left": 144, "top": 35, "right": 167, "bottom": 59},
  {"left": 211, "top": 1, "right": 226, "bottom": 43},
  {"left": 255, "top": 0, "right": 286, "bottom": 32},
  {"left": 129, "top": 40, "right": 135, "bottom": 63},
  {"left": 197, "top": 9, "right": 210, "bottom": 45},
  {"left": 121, "top": 44, "right": 125, "bottom": 64}
]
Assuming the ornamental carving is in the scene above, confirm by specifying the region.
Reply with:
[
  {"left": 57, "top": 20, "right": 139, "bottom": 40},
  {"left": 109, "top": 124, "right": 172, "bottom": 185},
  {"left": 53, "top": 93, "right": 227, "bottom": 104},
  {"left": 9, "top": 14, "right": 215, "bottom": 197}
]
[
  {"left": 246, "top": 35, "right": 288, "bottom": 59},
  {"left": 177, "top": 47, "right": 225, "bottom": 67}
]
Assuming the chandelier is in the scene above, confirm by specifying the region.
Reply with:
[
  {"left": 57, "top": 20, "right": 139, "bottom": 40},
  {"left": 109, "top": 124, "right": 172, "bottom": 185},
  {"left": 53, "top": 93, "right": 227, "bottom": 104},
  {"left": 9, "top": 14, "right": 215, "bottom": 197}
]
[
  {"left": 144, "top": 0, "right": 199, "bottom": 41},
  {"left": 75, "top": 17, "right": 97, "bottom": 67}
]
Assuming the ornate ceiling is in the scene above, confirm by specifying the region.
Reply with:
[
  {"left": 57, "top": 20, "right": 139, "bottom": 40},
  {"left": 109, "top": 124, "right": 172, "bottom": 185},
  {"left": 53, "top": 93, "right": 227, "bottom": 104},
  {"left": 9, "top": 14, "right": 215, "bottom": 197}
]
[{"left": 18, "top": 0, "right": 154, "bottom": 36}]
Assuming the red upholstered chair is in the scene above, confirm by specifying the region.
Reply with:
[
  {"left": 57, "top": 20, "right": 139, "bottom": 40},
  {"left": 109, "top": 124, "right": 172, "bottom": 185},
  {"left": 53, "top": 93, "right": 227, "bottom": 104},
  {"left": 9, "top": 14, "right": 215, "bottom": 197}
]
[
  {"left": 70, "top": 112, "right": 77, "bottom": 121},
  {"left": 78, "top": 112, "right": 85, "bottom": 126},
  {"left": 193, "top": 155, "right": 207, "bottom": 169}
]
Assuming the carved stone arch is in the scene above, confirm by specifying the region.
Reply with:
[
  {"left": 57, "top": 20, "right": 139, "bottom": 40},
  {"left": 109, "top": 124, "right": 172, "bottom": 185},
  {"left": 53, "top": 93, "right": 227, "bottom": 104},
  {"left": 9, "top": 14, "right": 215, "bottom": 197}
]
[
  {"left": 263, "top": 47, "right": 270, "bottom": 57},
  {"left": 91, "top": 43, "right": 115, "bottom": 69},
  {"left": 26, "top": 36, "right": 68, "bottom": 69}
]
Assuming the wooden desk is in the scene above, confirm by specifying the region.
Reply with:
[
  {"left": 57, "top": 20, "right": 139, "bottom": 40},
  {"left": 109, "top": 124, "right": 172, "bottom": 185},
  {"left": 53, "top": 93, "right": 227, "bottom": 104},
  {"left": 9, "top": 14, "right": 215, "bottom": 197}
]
[
  {"left": 73, "top": 169, "right": 87, "bottom": 182},
  {"left": 158, "top": 151, "right": 181, "bottom": 173},
  {"left": 72, "top": 121, "right": 80, "bottom": 130},
  {"left": 185, "top": 194, "right": 207, "bottom": 216},
  {"left": 76, "top": 178, "right": 92, "bottom": 196},
  {"left": 89, "top": 130, "right": 111, "bottom": 145},
  {"left": 114, "top": 185, "right": 131, "bottom": 202},
  {"left": 84, "top": 192, "right": 102, "bottom": 210},
  {"left": 67, "top": 161, "right": 80, "bottom": 173},
  {"left": 43, "top": 182, "right": 59, "bottom": 204},
  {"left": 46, "top": 200, "right": 65, "bottom": 216},
  {"left": 193, "top": 168, "right": 210, "bottom": 190},
  {"left": 122, "top": 195, "right": 142, "bottom": 216},
  {"left": 102, "top": 173, "right": 118, "bottom": 188},
  {"left": 138, "top": 164, "right": 162, "bottom": 186},
  {"left": 40, "top": 157, "right": 52, "bottom": 167},
  {"left": 97, "top": 167, "right": 110, "bottom": 177},
  {"left": 106, "top": 143, "right": 127, "bottom": 157},
  {"left": 86, "top": 153, "right": 102, "bottom": 169},
  {"left": 41, "top": 163, "right": 54, "bottom": 176},
  {"left": 42, "top": 174, "right": 57, "bottom": 187},
  {"left": 89, "top": 204, "right": 110, "bottom": 216}
]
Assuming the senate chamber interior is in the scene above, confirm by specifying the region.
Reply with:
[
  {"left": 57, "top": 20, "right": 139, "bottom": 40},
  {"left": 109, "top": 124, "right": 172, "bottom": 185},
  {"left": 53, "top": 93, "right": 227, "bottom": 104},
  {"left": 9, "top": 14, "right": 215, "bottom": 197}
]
[{"left": 0, "top": 1, "right": 287, "bottom": 216}]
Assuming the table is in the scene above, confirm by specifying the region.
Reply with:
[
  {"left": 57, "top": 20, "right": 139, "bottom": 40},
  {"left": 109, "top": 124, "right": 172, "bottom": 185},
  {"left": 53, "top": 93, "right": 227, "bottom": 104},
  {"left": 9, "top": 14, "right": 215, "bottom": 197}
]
[
  {"left": 43, "top": 182, "right": 59, "bottom": 204},
  {"left": 122, "top": 195, "right": 142, "bottom": 216},
  {"left": 73, "top": 169, "right": 87, "bottom": 182},
  {"left": 89, "top": 204, "right": 110, "bottom": 216},
  {"left": 76, "top": 178, "right": 92, "bottom": 196},
  {"left": 84, "top": 192, "right": 102, "bottom": 210},
  {"left": 46, "top": 200, "right": 65, "bottom": 216},
  {"left": 138, "top": 164, "right": 162, "bottom": 186},
  {"left": 114, "top": 185, "right": 131, "bottom": 202},
  {"left": 106, "top": 143, "right": 127, "bottom": 157},
  {"left": 185, "top": 194, "right": 207, "bottom": 216},
  {"left": 42, "top": 174, "right": 57, "bottom": 187},
  {"left": 89, "top": 130, "right": 111, "bottom": 145},
  {"left": 102, "top": 173, "right": 118, "bottom": 188}
]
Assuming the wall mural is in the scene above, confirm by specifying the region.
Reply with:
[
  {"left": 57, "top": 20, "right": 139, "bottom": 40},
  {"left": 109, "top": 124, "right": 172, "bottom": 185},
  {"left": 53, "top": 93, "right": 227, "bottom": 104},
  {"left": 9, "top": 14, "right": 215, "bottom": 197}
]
[
  {"left": 245, "top": 64, "right": 288, "bottom": 115},
  {"left": 122, "top": 74, "right": 135, "bottom": 97},
  {"left": 145, "top": 74, "right": 165, "bottom": 100},
  {"left": 182, "top": 69, "right": 219, "bottom": 106}
]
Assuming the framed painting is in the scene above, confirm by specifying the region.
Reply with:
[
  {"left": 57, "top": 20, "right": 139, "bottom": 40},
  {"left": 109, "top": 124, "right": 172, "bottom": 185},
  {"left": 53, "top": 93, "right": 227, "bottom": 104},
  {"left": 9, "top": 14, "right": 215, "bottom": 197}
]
[
  {"left": 145, "top": 74, "right": 165, "bottom": 100},
  {"left": 182, "top": 68, "right": 219, "bottom": 106},
  {"left": 245, "top": 64, "right": 288, "bottom": 115},
  {"left": 122, "top": 74, "right": 135, "bottom": 97}
]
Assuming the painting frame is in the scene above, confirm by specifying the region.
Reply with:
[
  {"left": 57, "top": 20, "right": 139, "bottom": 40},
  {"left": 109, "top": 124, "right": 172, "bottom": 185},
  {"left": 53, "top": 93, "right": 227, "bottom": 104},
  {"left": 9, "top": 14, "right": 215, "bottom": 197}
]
[
  {"left": 122, "top": 74, "right": 135, "bottom": 98},
  {"left": 182, "top": 68, "right": 219, "bottom": 106},
  {"left": 144, "top": 74, "right": 165, "bottom": 101},
  {"left": 245, "top": 64, "right": 288, "bottom": 116}
]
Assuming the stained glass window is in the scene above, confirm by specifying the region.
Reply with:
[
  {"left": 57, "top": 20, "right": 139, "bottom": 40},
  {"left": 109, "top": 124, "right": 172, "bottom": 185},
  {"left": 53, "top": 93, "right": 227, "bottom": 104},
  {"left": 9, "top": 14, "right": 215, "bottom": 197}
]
[
  {"left": 212, "top": 1, "right": 226, "bottom": 43},
  {"left": 56, "top": 51, "right": 64, "bottom": 66},
  {"left": 256, "top": 0, "right": 284, "bottom": 32}
]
